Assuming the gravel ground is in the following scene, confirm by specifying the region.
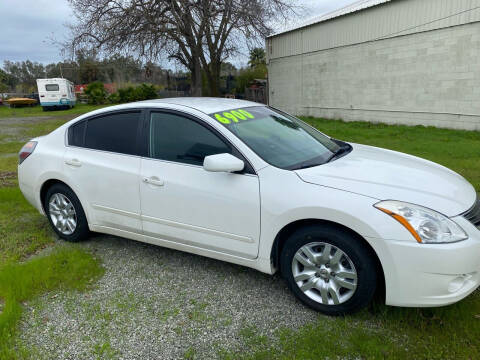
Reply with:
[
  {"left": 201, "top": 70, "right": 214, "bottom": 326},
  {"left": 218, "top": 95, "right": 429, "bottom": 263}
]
[{"left": 19, "top": 234, "right": 320, "bottom": 359}]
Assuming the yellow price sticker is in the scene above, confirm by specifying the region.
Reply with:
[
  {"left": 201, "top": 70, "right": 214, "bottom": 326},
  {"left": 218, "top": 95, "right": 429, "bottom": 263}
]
[
  {"left": 213, "top": 109, "right": 255, "bottom": 124},
  {"left": 215, "top": 113, "right": 231, "bottom": 124}
]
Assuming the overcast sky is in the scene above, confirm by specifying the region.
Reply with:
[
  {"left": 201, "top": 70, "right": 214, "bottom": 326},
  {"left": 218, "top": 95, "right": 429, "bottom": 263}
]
[{"left": 0, "top": 0, "right": 358, "bottom": 67}]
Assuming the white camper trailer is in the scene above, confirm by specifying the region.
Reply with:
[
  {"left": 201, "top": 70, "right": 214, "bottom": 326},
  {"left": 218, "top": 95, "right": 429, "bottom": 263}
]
[{"left": 36, "top": 78, "right": 76, "bottom": 110}]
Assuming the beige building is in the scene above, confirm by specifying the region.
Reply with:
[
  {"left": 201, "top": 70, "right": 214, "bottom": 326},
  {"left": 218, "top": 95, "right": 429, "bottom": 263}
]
[{"left": 266, "top": 0, "right": 480, "bottom": 130}]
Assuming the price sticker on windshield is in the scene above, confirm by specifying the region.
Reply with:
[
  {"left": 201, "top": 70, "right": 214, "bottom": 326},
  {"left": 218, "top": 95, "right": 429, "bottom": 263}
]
[{"left": 213, "top": 109, "right": 255, "bottom": 125}]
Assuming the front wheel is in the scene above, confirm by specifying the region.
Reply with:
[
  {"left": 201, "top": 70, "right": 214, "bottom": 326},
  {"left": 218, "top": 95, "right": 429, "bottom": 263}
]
[
  {"left": 44, "top": 183, "right": 90, "bottom": 242},
  {"left": 280, "top": 225, "right": 377, "bottom": 315}
]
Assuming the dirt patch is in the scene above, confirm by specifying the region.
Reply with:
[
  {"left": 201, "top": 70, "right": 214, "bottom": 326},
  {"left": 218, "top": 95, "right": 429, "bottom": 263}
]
[
  {"left": 0, "top": 115, "right": 77, "bottom": 143},
  {"left": 0, "top": 115, "right": 75, "bottom": 126},
  {"left": 0, "top": 171, "right": 17, "bottom": 187}
]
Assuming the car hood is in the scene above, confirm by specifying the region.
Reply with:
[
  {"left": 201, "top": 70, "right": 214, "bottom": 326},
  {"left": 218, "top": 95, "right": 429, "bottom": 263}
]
[{"left": 295, "top": 144, "right": 476, "bottom": 217}]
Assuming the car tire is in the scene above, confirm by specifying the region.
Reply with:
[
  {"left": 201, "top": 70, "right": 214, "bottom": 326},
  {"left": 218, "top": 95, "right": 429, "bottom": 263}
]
[
  {"left": 44, "top": 183, "right": 90, "bottom": 242},
  {"left": 280, "top": 224, "right": 377, "bottom": 315}
]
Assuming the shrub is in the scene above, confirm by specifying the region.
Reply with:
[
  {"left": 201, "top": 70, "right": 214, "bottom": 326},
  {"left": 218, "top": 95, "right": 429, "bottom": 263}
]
[
  {"left": 116, "top": 83, "right": 158, "bottom": 103},
  {"left": 84, "top": 81, "right": 107, "bottom": 105},
  {"left": 136, "top": 83, "right": 157, "bottom": 100},
  {"left": 107, "top": 92, "right": 120, "bottom": 104},
  {"left": 117, "top": 86, "right": 137, "bottom": 103}
]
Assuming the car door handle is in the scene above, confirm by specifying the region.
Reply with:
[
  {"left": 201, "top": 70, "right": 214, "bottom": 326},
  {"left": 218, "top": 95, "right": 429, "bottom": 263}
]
[
  {"left": 65, "top": 159, "right": 82, "bottom": 167},
  {"left": 143, "top": 177, "right": 164, "bottom": 187}
]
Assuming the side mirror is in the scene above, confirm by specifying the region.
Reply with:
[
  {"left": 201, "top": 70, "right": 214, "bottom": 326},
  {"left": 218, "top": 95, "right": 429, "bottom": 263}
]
[{"left": 203, "top": 153, "right": 245, "bottom": 173}]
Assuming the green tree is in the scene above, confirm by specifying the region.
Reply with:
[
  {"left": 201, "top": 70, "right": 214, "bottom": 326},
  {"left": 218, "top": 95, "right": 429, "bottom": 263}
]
[
  {"left": 248, "top": 48, "right": 266, "bottom": 68},
  {"left": 3, "top": 60, "right": 45, "bottom": 92},
  {"left": 235, "top": 64, "right": 267, "bottom": 94},
  {"left": 0, "top": 69, "right": 10, "bottom": 92}
]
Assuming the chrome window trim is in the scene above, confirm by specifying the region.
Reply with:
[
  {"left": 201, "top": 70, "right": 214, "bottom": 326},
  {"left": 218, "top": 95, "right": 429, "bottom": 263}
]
[
  {"left": 64, "top": 144, "right": 144, "bottom": 159},
  {"left": 140, "top": 155, "right": 258, "bottom": 177}
]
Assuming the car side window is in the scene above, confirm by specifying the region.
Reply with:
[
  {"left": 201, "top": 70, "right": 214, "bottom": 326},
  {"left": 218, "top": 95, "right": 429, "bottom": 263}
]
[
  {"left": 149, "top": 112, "right": 231, "bottom": 166},
  {"left": 68, "top": 120, "right": 86, "bottom": 147},
  {"left": 77, "top": 111, "right": 142, "bottom": 155}
]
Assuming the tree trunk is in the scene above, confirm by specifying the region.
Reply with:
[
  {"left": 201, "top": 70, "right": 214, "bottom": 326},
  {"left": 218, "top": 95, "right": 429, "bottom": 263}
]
[
  {"left": 191, "top": 58, "right": 203, "bottom": 97},
  {"left": 207, "top": 62, "right": 221, "bottom": 97}
]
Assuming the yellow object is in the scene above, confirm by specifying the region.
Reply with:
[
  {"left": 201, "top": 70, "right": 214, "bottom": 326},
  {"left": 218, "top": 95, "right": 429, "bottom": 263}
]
[
  {"left": 6, "top": 98, "right": 37, "bottom": 106},
  {"left": 213, "top": 109, "right": 255, "bottom": 124}
]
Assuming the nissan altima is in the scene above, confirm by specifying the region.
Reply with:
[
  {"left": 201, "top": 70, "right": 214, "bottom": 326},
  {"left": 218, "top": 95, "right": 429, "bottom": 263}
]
[{"left": 18, "top": 98, "right": 480, "bottom": 315}]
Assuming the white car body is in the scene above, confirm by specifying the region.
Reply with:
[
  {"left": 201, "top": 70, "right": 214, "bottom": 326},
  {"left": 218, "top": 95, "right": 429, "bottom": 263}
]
[
  {"left": 36, "top": 78, "right": 76, "bottom": 109},
  {"left": 18, "top": 98, "right": 480, "bottom": 308}
]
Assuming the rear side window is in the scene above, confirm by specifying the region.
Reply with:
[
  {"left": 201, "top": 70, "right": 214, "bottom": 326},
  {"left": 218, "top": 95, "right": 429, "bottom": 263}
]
[
  {"left": 45, "top": 84, "right": 59, "bottom": 91},
  {"left": 149, "top": 112, "right": 231, "bottom": 166},
  {"left": 69, "top": 111, "right": 142, "bottom": 155},
  {"left": 68, "top": 120, "right": 86, "bottom": 146}
]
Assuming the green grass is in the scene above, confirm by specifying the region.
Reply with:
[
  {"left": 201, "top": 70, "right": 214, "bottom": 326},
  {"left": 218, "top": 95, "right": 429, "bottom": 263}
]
[
  {"left": 301, "top": 117, "right": 480, "bottom": 191},
  {"left": 219, "top": 118, "right": 480, "bottom": 360},
  {"left": 0, "top": 112, "right": 96, "bottom": 262},
  {"left": 0, "top": 102, "right": 105, "bottom": 358},
  {"left": 1, "top": 110, "right": 480, "bottom": 359},
  {"left": 220, "top": 291, "right": 480, "bottom": 359},
  {"left": 0, "top": 104, "right": 109, "bottom": 119},
  {"left": 0, "top": 187, "right": 55, "bottom": 264},
  {"left": 92, "top": 341, "right": 118, "bottom": 359},
  {"left": 0, "top": 114, "right": 88, "bottom": 262},
  {"left": 220, "top": 319, "right": 404, "bottom": 360},
  {"left": 0, "top": 247, "right": 104, "bottom": 359}
]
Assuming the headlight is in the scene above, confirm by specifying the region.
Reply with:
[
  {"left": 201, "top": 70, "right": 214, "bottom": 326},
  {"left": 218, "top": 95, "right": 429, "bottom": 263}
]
[{"left": 374, "top": 200, "right": 468, "bottom": 244}]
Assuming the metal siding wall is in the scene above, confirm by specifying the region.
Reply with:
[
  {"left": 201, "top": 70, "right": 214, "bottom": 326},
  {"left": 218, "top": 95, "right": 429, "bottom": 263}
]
[
  {"left": 268, "top": 0, "right": 480, "bottom": 60},
  {"left": 267, "top": 21, "right": 480, "bottom": 130}
]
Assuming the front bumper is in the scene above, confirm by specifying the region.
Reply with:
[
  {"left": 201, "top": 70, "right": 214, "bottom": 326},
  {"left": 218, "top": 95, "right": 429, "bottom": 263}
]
[{"left": 369, "top": 216, "right": 480, "bottom": 307}]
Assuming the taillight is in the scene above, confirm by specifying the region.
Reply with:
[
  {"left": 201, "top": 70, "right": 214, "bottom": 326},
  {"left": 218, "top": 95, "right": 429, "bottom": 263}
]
[{"left": 19, "top": 141, "right": 37, "bottom": 164}]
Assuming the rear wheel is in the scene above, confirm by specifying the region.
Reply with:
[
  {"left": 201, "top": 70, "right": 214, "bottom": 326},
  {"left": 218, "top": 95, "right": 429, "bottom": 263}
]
[
  {"left": 44, "top": 183, "right": 89, "bottom": 242},
  {"left": 280, "top": 225, "right": 377, "bottom": 315}
]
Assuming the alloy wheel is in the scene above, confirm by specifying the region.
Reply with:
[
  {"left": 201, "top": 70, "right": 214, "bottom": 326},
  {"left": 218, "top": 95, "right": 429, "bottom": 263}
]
[
  {"left": 48, "top": 193, "right": 77, "bottom": 235},
  {"left": 291, "top": 242, "right": 357, "bottom": 305}
]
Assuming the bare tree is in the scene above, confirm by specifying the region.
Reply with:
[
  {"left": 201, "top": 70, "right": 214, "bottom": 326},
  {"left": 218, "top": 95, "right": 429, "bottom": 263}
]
[{"left": 66, "top": 0, "right": 294, "bottom": 96}]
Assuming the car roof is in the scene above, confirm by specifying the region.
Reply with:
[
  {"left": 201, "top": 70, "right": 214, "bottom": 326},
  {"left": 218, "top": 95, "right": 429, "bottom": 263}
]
[{"left": 135, "top": 97, "right": 262, "bottom": 114}]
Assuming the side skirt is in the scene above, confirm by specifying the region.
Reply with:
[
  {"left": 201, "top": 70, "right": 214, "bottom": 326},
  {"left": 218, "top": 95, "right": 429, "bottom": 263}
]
[{"left": 89, "top": 224, "right": 274, "bottom": 275}]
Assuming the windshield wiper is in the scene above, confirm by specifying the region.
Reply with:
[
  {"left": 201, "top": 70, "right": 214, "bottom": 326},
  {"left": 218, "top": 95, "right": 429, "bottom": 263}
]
[
  {"left": 290, "top": 157, "right": 324, "bottom": 171},
  {"left": 290, "top": 144, "right": 352, "bottom": 170},
  {"left": 292, "top": 163, "right": 322, "bottom": 171},
  {"left": 326, "top": 144, "right": 352, "bottom": 163}
]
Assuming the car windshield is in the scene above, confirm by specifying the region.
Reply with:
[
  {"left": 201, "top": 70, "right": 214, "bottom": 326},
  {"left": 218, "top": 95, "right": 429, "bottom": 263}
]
[{"left": 209, "top": 106, "right": 343, "bottom": 170}]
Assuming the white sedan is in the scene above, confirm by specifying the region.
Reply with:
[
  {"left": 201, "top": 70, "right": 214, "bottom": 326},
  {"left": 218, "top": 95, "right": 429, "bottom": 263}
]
[{"left": 18, "top": 98, "right": 480, "bottom": 315}]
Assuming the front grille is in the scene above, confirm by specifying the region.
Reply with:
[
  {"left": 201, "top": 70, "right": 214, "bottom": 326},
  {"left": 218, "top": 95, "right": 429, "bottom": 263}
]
[{"left": 463, "top": 200, "right": 480, "bottom": 228}]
